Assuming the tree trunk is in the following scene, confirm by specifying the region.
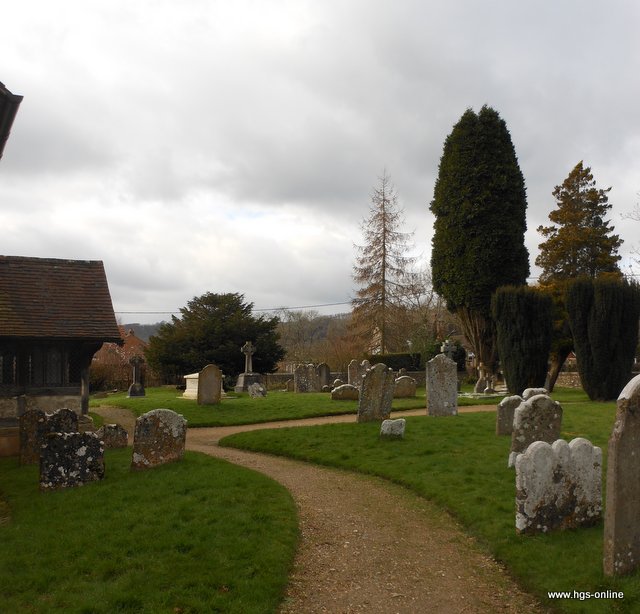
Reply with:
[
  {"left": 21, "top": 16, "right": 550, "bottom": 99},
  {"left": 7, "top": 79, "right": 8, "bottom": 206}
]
[{"left": 545, "top": 348, "right": 571, "bottom": 393}]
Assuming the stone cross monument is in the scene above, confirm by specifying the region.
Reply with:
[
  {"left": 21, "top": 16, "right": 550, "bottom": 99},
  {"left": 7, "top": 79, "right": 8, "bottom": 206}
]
[
  {"left": 241, "top": 341, "right": 256, "bottom": 373},
  {"left": 127, "top": 356, "right": 145, "bottom": 397},
  {"left": 235, "top": 341, "right": 263, "bottom": 393}
]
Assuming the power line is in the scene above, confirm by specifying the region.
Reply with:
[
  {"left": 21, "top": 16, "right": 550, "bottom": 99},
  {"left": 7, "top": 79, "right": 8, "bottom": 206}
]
[{"left": 114, "top": 300, "right": 353, "bottom": 316}]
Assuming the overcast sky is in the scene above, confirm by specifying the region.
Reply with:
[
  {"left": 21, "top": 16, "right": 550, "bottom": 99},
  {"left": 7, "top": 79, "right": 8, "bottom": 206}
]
[{"left": 2, "top": 1, "right": 639, "bottom": 324}]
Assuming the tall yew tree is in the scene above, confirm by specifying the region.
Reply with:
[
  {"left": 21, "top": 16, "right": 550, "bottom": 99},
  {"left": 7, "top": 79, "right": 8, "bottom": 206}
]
[
  {"left": 352, "top": 170, "right": 415, "bottom": 353},
  {"left": 430, "top": 106, "right": 529, "bottom": 373},
  {"left": 565, "top": 277, "right": 640, "bottom": 400},
  {"left": 491, "top": 286, "right": 552, "bottom": 396}
]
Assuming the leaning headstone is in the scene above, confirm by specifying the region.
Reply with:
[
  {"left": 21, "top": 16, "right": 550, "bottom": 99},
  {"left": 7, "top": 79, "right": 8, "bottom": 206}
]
[
  {"left": 248, "top": 382, "right": 267, "bottom": 398},
  {"left": 394, "top": 375, "right": 417, "bottom": 398},
  {"left": 508, "top": 394, "right": 563, "bottom": 467},
  {"left": 496, "top": 395, "right": 523, "bottom": 436},
  {"left": 285, "top": 379, "right": 294, "bottom": 392},
  {"left": 96, "top": 424, "right": 128, "bottom": 448},
  {"left": 357, "top": 363, "right": 395, "bottom": 423},
  {"left": 131, "top": 409, "right": 187, "bottom": 471},
  {"left": 317, "top": 363, "right": 331, "bottom": 389},
  {"left": 294, "top": 364, "right": 320, "bottom": 393},
  {"left": 515, "top": 438, "right": 602, "bottom": 534},
  {"left": 426, "top": 354, "right": 458, "bottom": 416},
  {"left": 474, "top": 363, "right": 487, "bottom": 394},
  {"left": 522, "top": 387, "right": 548, "bottom": 401},
  {"left": 197, "top": 364, "right": 222, "bottom": 405},
  {"left": 604, "top": 374, "right": 640, "bottom": 576},
  {"left": 331, "top": 384, "right": 359, "bottom": 401},
  {"left": 40, "top": 432, "right": 104, "bottom": 491},
  {"left": 19, "top": 409, "right": 47, "bottom": 465},
  {"left": 380, "top": 418, "right": 406, "bottom": 439}
]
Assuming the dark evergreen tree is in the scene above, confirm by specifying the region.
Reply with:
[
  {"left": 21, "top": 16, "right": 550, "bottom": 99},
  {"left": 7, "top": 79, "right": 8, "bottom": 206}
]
[
  {"left": 430, "top": 106, "right": 529, "bottom": 373},
  {"left": 145, "top": 292, "right": 285, "bottom": 383},
  {"left": 491, "top": 286, "right": 553, "bottom": 396},
  {"left": 565, "top": 277, "right": 640, "bottom": 400}
]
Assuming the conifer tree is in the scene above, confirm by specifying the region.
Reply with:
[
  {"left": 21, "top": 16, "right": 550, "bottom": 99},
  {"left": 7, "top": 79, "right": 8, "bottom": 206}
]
[
  {"left": 565, "top": 277, "right": 640, "bottom": 400},
  {"left": 352, "top": 171, "right": 415, "bottom": 354},
  {"left": 430, "top": 106, "right": 529, "bottom": 373},
  {"left": 536, "top": 161, "right": 622, "bottom": 282},
  {"left": 492, "top": 286, "right": 552, "bottom": 396}
]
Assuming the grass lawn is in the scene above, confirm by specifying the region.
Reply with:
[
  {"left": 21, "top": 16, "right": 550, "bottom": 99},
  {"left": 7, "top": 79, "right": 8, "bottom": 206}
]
[
  {"left": 0, "top": 449, "right": 298, "bottom": 614},
  {"left": 90, "top": 384, "right": 513, "bottom": 427},
  {"left": 219, "top": 399, "right": 637, "bottom": 613}
]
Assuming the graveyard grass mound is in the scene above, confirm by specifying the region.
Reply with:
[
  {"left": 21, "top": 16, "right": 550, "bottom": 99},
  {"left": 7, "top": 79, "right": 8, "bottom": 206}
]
[{"left": 0, "top": 448, "right": 298, "bottom": 614}]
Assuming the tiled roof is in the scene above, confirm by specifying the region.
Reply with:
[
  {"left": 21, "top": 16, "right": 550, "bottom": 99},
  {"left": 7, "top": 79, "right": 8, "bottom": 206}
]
[{"left": 0, "top": 256, "right": 121, "bottom": 341}]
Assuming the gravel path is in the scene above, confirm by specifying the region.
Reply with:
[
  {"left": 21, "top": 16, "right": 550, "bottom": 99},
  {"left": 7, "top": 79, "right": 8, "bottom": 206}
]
[{"left": 92, "top": 405, "right": 543, "bottom": 613}]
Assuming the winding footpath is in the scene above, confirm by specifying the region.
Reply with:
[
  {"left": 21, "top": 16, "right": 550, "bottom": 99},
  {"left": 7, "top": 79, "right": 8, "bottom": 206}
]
[{"left": 94, "top": 406, "right": 543, "bottom": 613}]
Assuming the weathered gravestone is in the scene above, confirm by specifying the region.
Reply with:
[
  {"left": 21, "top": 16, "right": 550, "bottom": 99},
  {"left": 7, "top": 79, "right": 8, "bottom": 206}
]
[
  {"left": 380, "top": 418, "right": 406, "bottom": 439},
  {"left": 285, "top": 379, "right": 294, "bottom": 392},
  {"left": 331, "top": 383, "right": 359, "bottom": 401},
  {"left": 522, "top": 387, "right": 548, "bottom": 401},
  {"left": 332, "top": 378, "right": 344, "bottom": 388},
  {"left": 248, "top": 382, "right": 267, "bottom": 398},
  {"left": 317, "top": 363, "right": 331, "bottom": 390},
  {"left": 96, "top": 424, "right": 128, "bottom": 448},
  {"left": 19, "top": 409, "right": 46, "bottom": 465},
  {"left": 20, "top": 408, "right": 79, "bottom": 465},
  {"left": 294, "top": 364, "right": 320, "bottom": 393},
  {"left": 40, "top": 432, "right": 104, "bottom": 491},
  {"left": 131, "top": 409, "right": 187, "bottom": 471},
  {"left": 394, "top": 375, "right": 417, "bottom": 398},
  {"left": 357, "top": 363, "right": 395, "bottom": 423},
  {"left": 515, "top": 438, "right": 602, "bottom": 534},
  {"left": 197, "top": 364, "right": 222, "bottom": 405},
  {"left": 604, "top": 374, "right": 640, "bottom": 576},
  {"left": 508, "top": 394, "right": 563, "bottom": 468},
  {"left": 426, "top": 354, "right": 458, "bottom": 416},
  {"left": 496, "top": 395, "right": 523, "bottom": 436},
  {"left": 348, "top": 359, "right": 370, "bottom": 388}
]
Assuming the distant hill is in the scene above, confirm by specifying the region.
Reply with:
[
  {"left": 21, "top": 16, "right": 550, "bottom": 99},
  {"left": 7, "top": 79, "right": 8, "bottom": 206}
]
[{"left": 120, "top": 322, "right": 164, "bottom": 343}]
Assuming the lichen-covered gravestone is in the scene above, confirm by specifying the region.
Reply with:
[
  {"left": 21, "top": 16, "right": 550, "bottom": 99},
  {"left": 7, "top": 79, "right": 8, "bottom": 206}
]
[
  {"left": 508, "top": 394, "right": 563, "bottom": 467},
  {"left": 604, "top": 374, "right": 640, "bottom": 576},
  {"left": 380, "top": 418, "right": 406, "bottom": 439},
  {"left": 19, "top": 407, "right": 79, "bottom": 465},
  {"left": 96, "top": 424, "right": 128, "bottom": 448},
  {"left": 331, "top": 384, "right": 359, "bottom": 401},
  {"left": 357, "top": 363, "right": 395, "bottom": 423},
  {"left": 496, "top": 395, "right": 523, "bottom": 436},
  {"left": 522, "top": 387, "right": 548, "bottom": 401},
  {"left": 394, "top": 375, "right": 417, "bottom": 398},
  {"left": 40, "top": 432, "right": 105, "bottom": 491},
  {"left": 426, "top": 354, "right": 458, "bottom": 416},
  {"left": 131, "top": 409, "right": 187, "bottom": 470},
  {"left": 248, "top": 382, "right": 267, "bottom": 397},
  {"left": 515, "top": 438, "right": 602, "bottom": 534},
  {"left": 294, "top": 363, "right": 320, "bottom": 393}
]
